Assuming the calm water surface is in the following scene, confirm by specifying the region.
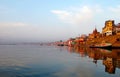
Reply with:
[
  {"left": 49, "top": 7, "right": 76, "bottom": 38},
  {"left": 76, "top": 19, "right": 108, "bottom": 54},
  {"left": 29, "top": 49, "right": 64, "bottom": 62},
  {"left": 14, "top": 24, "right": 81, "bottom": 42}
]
[{"left": 0, "top": 45, "right": 120, "bottom": 77}]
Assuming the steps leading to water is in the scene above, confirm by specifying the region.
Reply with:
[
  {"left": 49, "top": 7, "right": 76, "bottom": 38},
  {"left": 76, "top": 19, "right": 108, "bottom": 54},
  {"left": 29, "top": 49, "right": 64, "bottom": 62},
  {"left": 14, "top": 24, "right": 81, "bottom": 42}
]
[{"left": 86, "top": 35, "right": 120, "bottom": 46}]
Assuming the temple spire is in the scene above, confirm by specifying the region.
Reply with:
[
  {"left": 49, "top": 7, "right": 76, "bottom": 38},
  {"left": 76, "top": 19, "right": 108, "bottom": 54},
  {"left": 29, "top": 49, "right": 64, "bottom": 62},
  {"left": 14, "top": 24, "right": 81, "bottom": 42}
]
[{"left": 93, "top": 26, "right": 98, "bottom": 34}]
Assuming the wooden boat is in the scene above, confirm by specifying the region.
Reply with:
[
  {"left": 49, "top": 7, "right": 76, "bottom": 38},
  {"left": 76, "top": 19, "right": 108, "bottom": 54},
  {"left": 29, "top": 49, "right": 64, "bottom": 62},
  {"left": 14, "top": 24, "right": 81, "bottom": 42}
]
[
  {"left": 90, "top": 43, "right": 112, "bottom": 49},
  {"left": 99, "top": 48, "right": 112, "bottom": 53},
  {"left": 57, "top": 44, "right": 64, "bottom": 46},
  {"left": 57, "top": 42, "right": 64, "bottom": 46}
]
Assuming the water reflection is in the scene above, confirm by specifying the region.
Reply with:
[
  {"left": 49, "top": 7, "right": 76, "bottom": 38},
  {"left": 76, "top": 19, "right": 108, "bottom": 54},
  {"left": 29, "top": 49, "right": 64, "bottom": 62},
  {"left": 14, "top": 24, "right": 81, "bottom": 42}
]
[
  {"left": 67, "top": 46, "right": 120, "bottom": 74},
  {"left": 0, "top": 45, "right": 120, "bottom": 77}
]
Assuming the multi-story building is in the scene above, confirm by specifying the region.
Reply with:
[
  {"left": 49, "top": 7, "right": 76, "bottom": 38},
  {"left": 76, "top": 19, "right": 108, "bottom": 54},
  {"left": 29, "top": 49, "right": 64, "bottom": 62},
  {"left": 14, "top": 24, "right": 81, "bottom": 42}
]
[
  {"left": 102, "top": 20, "right": 115, "bottom": 36},
  {"left": 114, "top": 23, "right": 120, "bottom": 35}
]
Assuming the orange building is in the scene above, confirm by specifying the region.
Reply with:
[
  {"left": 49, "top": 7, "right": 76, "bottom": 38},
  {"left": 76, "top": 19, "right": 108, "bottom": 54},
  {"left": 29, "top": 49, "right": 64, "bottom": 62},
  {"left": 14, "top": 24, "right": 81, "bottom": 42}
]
[
  {"left": 102, "top": 20, "right": 115, "bottom": 36},
  {"left": 114, "top": 23, "right": 120, "bottom": 35},
  {"left": 88, "top": 28, "right": 100, "bottom": 39}
]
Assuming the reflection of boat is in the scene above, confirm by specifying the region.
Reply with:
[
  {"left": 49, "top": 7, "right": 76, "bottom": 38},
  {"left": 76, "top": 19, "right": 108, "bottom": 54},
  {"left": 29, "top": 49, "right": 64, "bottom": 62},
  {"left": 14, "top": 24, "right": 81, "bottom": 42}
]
[
  {"left": 99, "top": 48, "right": 112, "bottom": 53},
  {"left": 90, "top": 43, "right": 112, "bottom": 49}
]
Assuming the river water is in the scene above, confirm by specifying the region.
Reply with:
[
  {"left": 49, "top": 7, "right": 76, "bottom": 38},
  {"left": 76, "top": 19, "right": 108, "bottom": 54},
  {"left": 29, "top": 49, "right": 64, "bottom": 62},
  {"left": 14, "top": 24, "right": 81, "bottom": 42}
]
[{"left": 0, "top": 45, "right": 119, "bottom": 77}]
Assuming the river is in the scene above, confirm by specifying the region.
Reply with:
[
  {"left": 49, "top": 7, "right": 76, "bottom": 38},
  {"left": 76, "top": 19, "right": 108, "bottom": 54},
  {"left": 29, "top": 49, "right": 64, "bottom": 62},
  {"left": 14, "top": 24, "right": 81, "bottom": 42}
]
[{"left": 0, "top": 45, "right": 119, "bottom": 77}]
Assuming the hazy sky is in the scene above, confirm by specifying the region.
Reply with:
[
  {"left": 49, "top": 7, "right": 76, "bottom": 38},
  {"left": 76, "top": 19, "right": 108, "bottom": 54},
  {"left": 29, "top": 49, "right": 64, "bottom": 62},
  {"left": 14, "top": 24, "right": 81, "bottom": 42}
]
[{"left": 0, "top": 0, "right": 120, "bottom": 42}]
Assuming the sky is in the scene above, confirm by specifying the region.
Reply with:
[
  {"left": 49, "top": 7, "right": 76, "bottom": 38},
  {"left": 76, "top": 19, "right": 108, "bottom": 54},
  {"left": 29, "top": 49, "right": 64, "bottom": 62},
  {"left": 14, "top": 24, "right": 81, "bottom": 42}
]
[{"left": 0, "top": 0, "right": 120, "bottom": 43}]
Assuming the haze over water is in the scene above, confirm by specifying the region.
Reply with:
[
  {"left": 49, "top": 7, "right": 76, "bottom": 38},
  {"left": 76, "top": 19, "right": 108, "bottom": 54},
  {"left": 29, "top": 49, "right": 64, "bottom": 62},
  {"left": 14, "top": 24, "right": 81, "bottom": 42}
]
[{"left": 0, "top": 45, "right": 119, "bottom": 77}]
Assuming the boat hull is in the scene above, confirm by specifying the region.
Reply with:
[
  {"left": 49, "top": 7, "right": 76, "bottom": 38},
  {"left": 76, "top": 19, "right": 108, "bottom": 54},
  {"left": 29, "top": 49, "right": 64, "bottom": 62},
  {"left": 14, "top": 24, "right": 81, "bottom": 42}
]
[
  {"left": 90, "top": 43, "right": 112, "bottom": 49},
  {"left": 90, "top": 45, "right": 112, "bottom": 48}
]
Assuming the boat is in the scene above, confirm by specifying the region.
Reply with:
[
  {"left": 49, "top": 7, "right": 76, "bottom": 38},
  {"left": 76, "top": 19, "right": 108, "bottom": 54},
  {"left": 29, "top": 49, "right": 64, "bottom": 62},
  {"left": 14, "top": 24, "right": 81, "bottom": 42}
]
[
  {"left": 57, "top": 43, "right": 64, "bottom": 46},
  {"left": 57, "top": 42, "right": 64, "bottom": 46},
  {"left": 90, "top": 43, "right": 112, "bottom": 49}
]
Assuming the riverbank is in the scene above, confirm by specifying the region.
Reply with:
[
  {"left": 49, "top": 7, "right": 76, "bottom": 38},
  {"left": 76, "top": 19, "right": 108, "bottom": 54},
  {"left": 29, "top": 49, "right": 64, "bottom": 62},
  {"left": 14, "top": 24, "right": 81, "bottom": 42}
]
[{"left": 86, "top": 35, "right": 120, "bottom": 48}]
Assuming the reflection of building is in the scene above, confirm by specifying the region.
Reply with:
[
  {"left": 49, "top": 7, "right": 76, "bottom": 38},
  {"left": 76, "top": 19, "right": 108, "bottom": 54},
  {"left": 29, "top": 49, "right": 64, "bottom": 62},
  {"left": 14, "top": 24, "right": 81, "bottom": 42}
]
[
  {"left": 88, "top": 48, "right": 103, "bottom": 65},
  {"left": 68, "top": 46, "right": 120, "bottom": 74},
  {"left": 67, "top": 47, "right": 74, "bottom": 53},
  {"left": 112, "top": 49, "right": 120, "bottom": 68},
  {"left": 116, "top": 59, "right": 120, "bottom": 69},
  {"left": 88, "top": 48, "right": 120, "bottom": 74},
  {"left": 77, "top": 47, "right": 86, "bottom": 57},
  {"left": 103, "top": 57, "right": 115, "bottom": 74},
  {"left": 73, "top": 46, "right": 87, "bottom": 57}
]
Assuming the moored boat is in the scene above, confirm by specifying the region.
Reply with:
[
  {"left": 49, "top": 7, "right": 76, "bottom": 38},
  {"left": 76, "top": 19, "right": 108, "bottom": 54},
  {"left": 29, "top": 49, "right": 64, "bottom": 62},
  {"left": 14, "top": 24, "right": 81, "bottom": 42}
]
[
  {"left": 57, "top": 43, "right": 64, "bottom": 46},
  {"left": 90, "top": 43, "right": 112, "bottom": 49}
]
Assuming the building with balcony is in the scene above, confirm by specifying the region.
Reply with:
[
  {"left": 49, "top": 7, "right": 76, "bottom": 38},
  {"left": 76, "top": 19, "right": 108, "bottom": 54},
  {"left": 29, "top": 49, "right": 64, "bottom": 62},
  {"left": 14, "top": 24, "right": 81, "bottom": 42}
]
[
  {"left": 102, "top": 20, "right": 115, "bottom": 36},
  {"left": 114, "top": 23, "right": 120, "bottom": 35}
]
